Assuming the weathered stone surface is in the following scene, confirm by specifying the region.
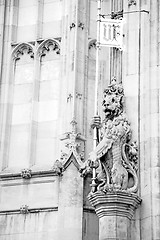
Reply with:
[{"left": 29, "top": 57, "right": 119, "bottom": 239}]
[
  {"left": 83, "top": 211, "right": 99, "bottom": 240},
  {"left": 88, "top": 191, "right": 141, "bottom": 220},
  {"left": 88, "top": 191, "right": 141, "bottom": 240},
  {"left": 57, "top": 161, "right": 83, "bottom": 240},
  {"left": 0, "top": 176, "right": 59, "bottom": 211},
  {"left": 0, "top": 211, "right": 58, "bottom": 240}
]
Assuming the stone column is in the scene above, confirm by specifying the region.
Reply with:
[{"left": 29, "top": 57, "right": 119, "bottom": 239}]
[
  {"left": 88, "top": 191, "right": 141, "bottom": 240},
  {"left": 139, "top": 1, "right": 160, "bottom": 239},
  {"left": 0, "top": 0, "right": 18, "bottom": 170}
]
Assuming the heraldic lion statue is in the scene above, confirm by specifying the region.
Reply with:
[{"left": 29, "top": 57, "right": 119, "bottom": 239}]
[{"left": 89, "top": 78, "right": 138, "bottom": 193}]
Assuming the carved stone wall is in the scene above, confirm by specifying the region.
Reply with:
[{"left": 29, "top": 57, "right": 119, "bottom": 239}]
[
  {"left": 1, "top": 39, "right": 60, "bottom": 171},
  {"left": 0, "top": 0, "right": 160, "bottom": 240}
]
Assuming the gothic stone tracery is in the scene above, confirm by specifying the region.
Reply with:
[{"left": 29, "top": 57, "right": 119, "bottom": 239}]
[
  {"left": 12, "top": 43, "right": 34, "bottom": 61},
  {"left": 38, "top": 39, "right": 60, "bottom": 58}
]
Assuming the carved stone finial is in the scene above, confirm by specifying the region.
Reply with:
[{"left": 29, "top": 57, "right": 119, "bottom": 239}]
[
  {"left": 70, "top": 118, "right": 77, "bottom": 134},
  {"left": 20, "top": 205, "right": 29, "bottom": 214},
  {"left": 88, "top": 80, "right": 139, "bottom": 193},
  {"left": 21, "top": 169, "right": 32, "bottom": 179},
  {"left": 111, "top": 76, "right": 117, "bottom": 84},
  {"left": 60, "top": 119, "right": 85, "bottom": 172},
  {"left": 52, "top": 159, "right": 64, "bottom": 175}
]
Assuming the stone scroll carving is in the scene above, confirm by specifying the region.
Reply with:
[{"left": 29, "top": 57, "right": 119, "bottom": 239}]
[{"left": 88, "top": 78, "right": 139, "bottom": 193}]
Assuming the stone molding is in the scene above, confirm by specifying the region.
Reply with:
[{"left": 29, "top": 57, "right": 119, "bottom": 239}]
[
  {"left": 0, "top": 169, "right": 62, "bottom": 181},
  {"left": 88, "top": 191, "right": 141, "bottom": 220},
  {"left": 0, "top": 207, "right": 58, "bottom": 215},
  {"left": 83, "top": 205, "right": 95, "bottom": 213}
]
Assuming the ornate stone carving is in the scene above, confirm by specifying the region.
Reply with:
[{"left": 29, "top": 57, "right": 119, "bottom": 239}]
[
  {"left": 12, "top": 43, "right": 34, "bottom": 61},
  {"left": 80, "top": 158, "right": 99, "bottom": 177},
  {"left": 78, "top": 22, "right": 84, "bottom": 30},
  {"left": 89, "top": 78, "right": 139, "bottom": 193},
  {"left": 20, "top": 205, "right": 29, "bottom": 214},
  {"left": 111, "top": 10, "right": 123, "bottom": 19},
  {"left": 69, "top": 23, "right": 76, "bottom": 30},
  {"left": 60, "top": 118, "right": 85, "bottom": 172},
  {"left": 21, "top": 169, "right": 32, "bottom": 179},
  {"left": 88, "top": 39, "right": 96, "bottom": 50},
  {"left": 75, "top": 92, "right": 82, "bottom": 99},
  {"left": 38, "top": 39, "right": 60, "bottom": 57},
  {"left": 67, "top": 93, "right": 73, "bottom": 102},
  {"left": 52, "top": 159, "right": 64, "bottom": 175},
  {"left": 128, "top": 0, "right": 136, "bottom": 6}
]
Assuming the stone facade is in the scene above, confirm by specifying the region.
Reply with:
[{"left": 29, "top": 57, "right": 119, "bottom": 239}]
[{"left": 0, "top": 0, "right": 160, "bottom": 240}]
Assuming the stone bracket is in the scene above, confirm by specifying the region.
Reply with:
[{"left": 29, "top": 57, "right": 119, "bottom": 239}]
[{"left": 88, "top": 191, "right": 142, "bottom": 220}]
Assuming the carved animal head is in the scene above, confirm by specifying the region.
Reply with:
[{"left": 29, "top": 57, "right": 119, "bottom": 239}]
[{"left": 102, "top": 77, "right": 124, "bottom": 119}]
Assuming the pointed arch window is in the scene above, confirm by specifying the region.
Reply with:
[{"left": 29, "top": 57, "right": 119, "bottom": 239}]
[
  {"left": 4, "top": 39, "right": 61, "bottom": 170},
  {"left": 8, "top": 44, "right": 34, "bottom": 168},
  {"left": 34, "top": 39, "right": 61, "bottom": 166}
]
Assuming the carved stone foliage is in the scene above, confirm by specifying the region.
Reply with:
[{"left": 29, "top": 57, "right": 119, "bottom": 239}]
[
  {"left": 89, "top": 78, "right": 139, "bottom": 193},
  {"left": 12, "top": 43, "right": 34, "bottom": 61},
  {"left": 20, "top": 205, "right": 29, "bottom": 214},
  {"left": 21, "top": 169, "right": 32, "bottom": 179},
  {"left": 59, "top": 118, "right": 85, "bottom": 173},
  {"left": 38, "top": 39, "right": 60, "bottom": 58}
]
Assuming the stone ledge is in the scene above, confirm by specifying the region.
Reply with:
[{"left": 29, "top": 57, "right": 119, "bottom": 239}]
[
  {"left": 0, "top": 206, "right": 58, "bottom": 215},
  {"left": 83, "top": 205, "right": 95, "bottom": 213},
  {"left": 88, "top": 191, "right": 141, "bottom": 220},
  {"left": 0, "top": 169, "right": 60, "bottom": 181}
]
